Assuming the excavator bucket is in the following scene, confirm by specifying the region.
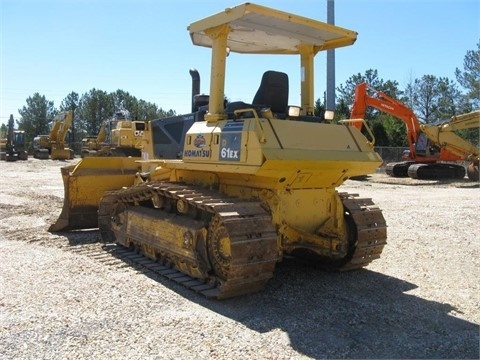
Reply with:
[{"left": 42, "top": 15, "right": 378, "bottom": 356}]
[
  {"left": 49, "top": 157, "right": 140, "bottom": 232},
  {"left": 51, "top": 148, "right": 72, "bottom": 160}
]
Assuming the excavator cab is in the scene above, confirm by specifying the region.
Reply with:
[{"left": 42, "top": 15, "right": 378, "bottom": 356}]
[{"left": 12, "top": 131, "right": 26, "bottom": 150}]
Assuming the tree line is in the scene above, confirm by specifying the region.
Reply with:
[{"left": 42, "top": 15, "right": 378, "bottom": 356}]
[
  {"left": 2, "top": 40, "right": 478, "bottom": 150},
  {"left": 2, "top": 89, "right": 176, "bottom": 149}
]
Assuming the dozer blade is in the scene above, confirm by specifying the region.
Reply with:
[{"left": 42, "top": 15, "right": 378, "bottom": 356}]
[{"left": 49, "top": 157, "right": 140, "bottom": 232}]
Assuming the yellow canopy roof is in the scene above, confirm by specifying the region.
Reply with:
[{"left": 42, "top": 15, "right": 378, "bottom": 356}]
[{"left": 188, "top": 2, "right": 357, "bottom": 54}]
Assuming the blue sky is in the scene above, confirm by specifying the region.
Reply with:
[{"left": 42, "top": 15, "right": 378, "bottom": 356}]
[{"left": 1, "top": 0, "right": 479, "bottom": 126}]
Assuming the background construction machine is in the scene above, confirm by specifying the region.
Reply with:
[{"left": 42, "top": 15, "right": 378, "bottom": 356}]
[
  {"left": 420, "top": 110, "right": 479, "bottom": 181},
  {"left": 81, "top": 110, "right": 145, "bottom": 158},
  {"left": 33, "top": 111, "right": 74, "bottom": 160},
  {"left": 80, "top": 123, "right": 106, "bottom": 156},
  {"left": 350, "top": 82, "right": 469, "bottom": 180},
  {"left": 50, "top": 3, "right": 387, "bottom": 299},
  {"left": 0, "top": 114, "right": 28, "bottom": 161}
]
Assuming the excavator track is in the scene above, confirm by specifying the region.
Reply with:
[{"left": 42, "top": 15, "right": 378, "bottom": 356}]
[
  {"left": 97, "top": 184, "right": 387, "bottom": 299},
  {"left": 387, "top": 161, "right": 466, "bottom": 180},
  {"left": 385, "top": 161, "right": 414, "bottom": 177},
  {"left": 408, "top": 163, "right": 466, "bottom": 180}
]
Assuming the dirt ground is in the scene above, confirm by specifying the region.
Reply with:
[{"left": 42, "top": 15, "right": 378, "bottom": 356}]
[{"left": 0, "top": 157, "right": 479, "bottom": 359}]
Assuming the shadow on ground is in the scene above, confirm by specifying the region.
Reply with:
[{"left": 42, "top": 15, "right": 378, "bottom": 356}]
[{"left": 51, "top": 229, "right": 479, "bottom": 360}]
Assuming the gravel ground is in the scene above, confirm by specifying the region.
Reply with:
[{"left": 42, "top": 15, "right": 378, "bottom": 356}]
[{"left": 0, "top": 158, "right": 479, "bottom": 359}]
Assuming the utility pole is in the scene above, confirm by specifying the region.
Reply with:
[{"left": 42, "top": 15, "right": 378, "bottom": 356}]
[{"left": 326, "top": 0, "right": 335, "bottom": 120}]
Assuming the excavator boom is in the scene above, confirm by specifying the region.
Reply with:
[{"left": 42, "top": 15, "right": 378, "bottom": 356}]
[
  {"left": 350, "top": 82, "right": 421, "bottom": 148},
  {"left": 50, "top": 111, "right": 74, "bottom": 160}
]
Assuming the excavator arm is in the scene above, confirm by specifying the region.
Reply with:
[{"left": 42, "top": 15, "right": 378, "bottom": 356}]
[
  {"left": 50, "top": 111, "right": 74, "bottom": 160},
  {"left": 350, "top": 82, "right": 421, "bottom": 155},
  {"left": 50, "top": 111, "right": 73, "bottom": 145},
  {"left": 96, "top": 122, "right": 106, "bottom": 144}
]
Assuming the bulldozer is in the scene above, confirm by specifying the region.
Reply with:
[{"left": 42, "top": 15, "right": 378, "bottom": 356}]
[
  {"left": 80, "top": 123, "right": 106, "bottom": 157},
  {"left": 50, "top": 3, "right": 387, "bottom": 299},
  {"left": 33, "top": 111, "right": 74, "bottom": 160},
  {"left": 81, "top": 110, "right": 145, "bottom": 158},
  {"left": 0, "top": 114, "right": 28, "bottom": 161}
]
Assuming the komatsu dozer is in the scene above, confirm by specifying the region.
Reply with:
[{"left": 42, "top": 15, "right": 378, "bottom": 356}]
[
  {"left": 81, "top": 110, "right": 146, "bottom": 158},
  {"left": 50, "top": 3, "right": 387, "bottom": 299}
]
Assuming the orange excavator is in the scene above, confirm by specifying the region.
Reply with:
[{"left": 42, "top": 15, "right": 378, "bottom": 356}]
[{"left": 350, "top": 82, "right": 467, "bottom": 180}]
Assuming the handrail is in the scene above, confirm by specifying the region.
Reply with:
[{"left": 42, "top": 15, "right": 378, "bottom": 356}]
[{"left": 339, "top": 118, "right": 376, "bottom": 147}]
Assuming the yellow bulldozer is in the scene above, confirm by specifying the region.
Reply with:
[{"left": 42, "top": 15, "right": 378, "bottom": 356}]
[
  {"left": 50, "top": 3, "right": 387, "bottom": 299},
  {"left": 33, "top": 111, "right": 74, "bottom": 160},
  {"left": 81, "top": 110, "right": 145, "bottom": 158}
]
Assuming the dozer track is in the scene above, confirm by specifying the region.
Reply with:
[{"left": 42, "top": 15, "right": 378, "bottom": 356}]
[
  {"left": 98, "top": 182, "right": 279, "bottom": 299},
  {"left": 338, "top": 193, "right": 387, "bottom": 270},
  {"left": 98, "top": 183, "right": 387, "bottom": 299}
]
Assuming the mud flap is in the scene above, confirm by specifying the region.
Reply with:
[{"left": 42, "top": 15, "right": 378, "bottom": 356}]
[{"left": 49, "top": 157, "right": 140, "bottom": 232}]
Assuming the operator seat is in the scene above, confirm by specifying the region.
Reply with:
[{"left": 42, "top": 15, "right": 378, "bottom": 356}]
[{"left": 252, "top": 70, "right": 289, "bottom": 116}]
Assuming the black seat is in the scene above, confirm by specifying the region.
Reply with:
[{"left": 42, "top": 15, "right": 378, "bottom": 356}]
[{"left": 252, "top": 71, "right": 289, "bottom": 114}]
